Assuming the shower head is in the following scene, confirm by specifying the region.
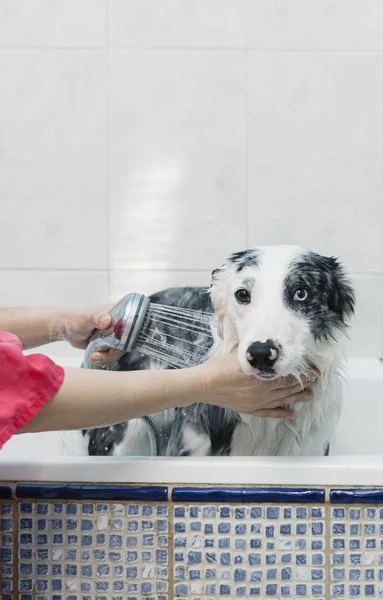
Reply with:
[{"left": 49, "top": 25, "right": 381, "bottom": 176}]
[
  {"left": 83, "top": 293, "right": 150, "bottom": 369},
  {"left": 83, "top": 291, "right": 214, "bottom": 371}
]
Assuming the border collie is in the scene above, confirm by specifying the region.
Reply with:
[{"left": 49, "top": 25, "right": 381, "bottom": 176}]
[{"left": 77, "top": 245, "right": 355, "bottom": 458}]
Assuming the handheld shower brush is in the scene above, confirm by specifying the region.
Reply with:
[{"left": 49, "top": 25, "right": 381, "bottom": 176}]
[
  {"left": 82, "top": 292, "right": 214, "bottom": 457},
  {"left": 83, "top": 292, "right": 214, "bottom": 371}
]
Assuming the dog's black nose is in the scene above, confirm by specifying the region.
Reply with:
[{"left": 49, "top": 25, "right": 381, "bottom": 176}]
[{"left": 246, "top": 341, "right": 279, "bottom": 369}]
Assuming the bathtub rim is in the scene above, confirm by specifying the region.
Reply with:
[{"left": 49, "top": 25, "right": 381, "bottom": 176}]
[{"left": 1, "top": 455, "right": 383, "bottom": 486}]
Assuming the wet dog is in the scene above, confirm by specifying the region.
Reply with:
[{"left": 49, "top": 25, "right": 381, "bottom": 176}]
[{"left": 79, "top": 245, "right": 355, "bottom": 457}]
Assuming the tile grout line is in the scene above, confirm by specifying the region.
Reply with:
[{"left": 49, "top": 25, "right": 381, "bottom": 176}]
[
  {"left": 0, "top": 267, "right": 382, "bottom": 275},
  {"left": 11, "top": 484, "right": 18, "bottom": 600},
  {"left": 105, "top": 0, "right": 112, "bottom": 300},
  {"left": 245, "top": 50, "right": 249, "bottom": 248},
  {"left": 244, "top": 0, "right": 249, "bottom": 249},
  {"left": 325, "top": 487, "right": 332, "bottom": 600},
  {"left": 2, "top": 46, "right": 383, "bottom": 52},
  {"left": 168, "top": 484, "right": 175, "bottom": 600}
]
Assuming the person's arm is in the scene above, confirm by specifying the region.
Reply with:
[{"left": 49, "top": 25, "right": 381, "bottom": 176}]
[
  {"left": 19, "top": 354, "right": 316, "bottom": 434},
  {"left": 0, "top": 306, "right": 112, "bottom": 350}
]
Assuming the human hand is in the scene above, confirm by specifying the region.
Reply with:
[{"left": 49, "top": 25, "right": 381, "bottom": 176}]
[
  {"left": 60, "top": 305, "right": 126, "bottom": 366},
  {"left": 196, "top": 353, "right": 317, "bottom": 418},
  {"left": 57, "top": 306, "right": 114, "bottom": 350},
  {"left": 90, "top": 344, "right": 124, "bottom": 367}
]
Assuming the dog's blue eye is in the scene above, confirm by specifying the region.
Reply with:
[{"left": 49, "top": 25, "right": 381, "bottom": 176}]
[
  {"left": 294, "top": 289, "right": 308, "bottom": 302},
  {"left": 235, "top": 289, "right": 251, "bottom": 304}
]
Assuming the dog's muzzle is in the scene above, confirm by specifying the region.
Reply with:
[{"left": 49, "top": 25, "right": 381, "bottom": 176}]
[{"left": 246, "top": 340, "right": 279, "bottom": 370}]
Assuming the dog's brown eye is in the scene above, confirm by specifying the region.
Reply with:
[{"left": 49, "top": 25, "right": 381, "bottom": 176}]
[
  {"left": 294, "top": 288, "right": 308, "bottom": 302},
  {"left": 235, "top": 289, "right": 251, "bottom": 304}
]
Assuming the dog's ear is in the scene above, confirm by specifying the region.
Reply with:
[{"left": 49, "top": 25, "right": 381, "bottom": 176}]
[
  {"left": 328, "top": 257, "right": 356, "bottom": 320},
  {"left": 210, "top": 263, "right": 231, "bottom": 340}
]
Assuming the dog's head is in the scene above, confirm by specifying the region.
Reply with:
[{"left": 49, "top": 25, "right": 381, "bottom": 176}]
[{"left": 210, "top": 245, "right": 355, "bottom": 379}]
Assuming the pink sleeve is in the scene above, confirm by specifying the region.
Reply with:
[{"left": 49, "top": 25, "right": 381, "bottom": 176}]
[{"left": 0, "top": 330, "right": 65, "bottom": 449}]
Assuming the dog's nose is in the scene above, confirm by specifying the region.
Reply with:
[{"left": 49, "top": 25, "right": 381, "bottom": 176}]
[{"left": 246, "top": 341, "right": 279, "bottom": 368}]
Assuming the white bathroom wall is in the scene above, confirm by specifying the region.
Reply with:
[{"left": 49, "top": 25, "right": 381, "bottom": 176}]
[{"left": 0, "top": 0, "right": 382, "bottom": 358}]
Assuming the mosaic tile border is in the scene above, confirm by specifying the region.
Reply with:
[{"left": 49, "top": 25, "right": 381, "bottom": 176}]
[
  {"left": 0, "top": 485, "right": 12, "bottom": 499},
  {"left": 12, "top": 484, "right": 329, "bottom": 503},
  {"left": 7, "top": 484, "right": 383, "bottom": 503},
  {"left": 331, "top": 488, "right": 383, "bottom": 504},
  {"left": 16, "top": 483, "right": 168, "bottom": 501},
  {"left": 172, "top": 486, "right": 325, "bottom": 503}
]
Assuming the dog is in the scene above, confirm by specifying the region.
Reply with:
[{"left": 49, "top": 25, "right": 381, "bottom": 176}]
[{"left": 78, "top": 245, "right": 355, "bottom": 458}]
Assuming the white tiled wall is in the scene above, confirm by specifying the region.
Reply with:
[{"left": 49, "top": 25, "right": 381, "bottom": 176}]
[{"left": 0, "top": 0, "right": 382, "bottom": 358}]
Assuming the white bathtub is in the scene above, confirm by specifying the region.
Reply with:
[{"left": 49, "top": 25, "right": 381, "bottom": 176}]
[
  {"left": 0, "top": 357, "right": 382, "bottom": 485},
  {"left": 1, "top": 357, "right": 383, "bottom": 600}
]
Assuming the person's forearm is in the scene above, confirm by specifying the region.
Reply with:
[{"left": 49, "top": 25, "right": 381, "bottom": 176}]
[
  {"left": 19, "top": 366, "right": 202, "bottom": 434},
  {"left": 0, "top": 307, "right": 68, "bottom": 349}
]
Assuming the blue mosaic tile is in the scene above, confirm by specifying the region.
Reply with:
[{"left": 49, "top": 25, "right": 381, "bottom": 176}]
[
  {"left": 15, "top": 500, "right": 169, "bottom": 599},
  {"left": 172, "top": 486, "right": 325, "bottom": 503},
  {"left": 173, "top": 503, "right": 326, "bottom": 597},
  {"left": 331, "top": 488, "right": 383, "bottom": 504},
  {"left": 0, "top": 487, "right": 12, "bottom": 499},
  {"left": 16, "top": 483, "right": 168, "bottom": 501},
  {"left": 330, "top": 503, "right": 383, "bottom": 598}
]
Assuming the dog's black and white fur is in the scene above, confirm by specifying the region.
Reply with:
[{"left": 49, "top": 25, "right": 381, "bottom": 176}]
[{"left": 64, "top": 245, "right": 355, "bottom": 458}]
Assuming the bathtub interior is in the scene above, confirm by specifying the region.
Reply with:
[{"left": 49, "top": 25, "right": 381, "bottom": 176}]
[{"left": 1, "top": 356, "right": 382, "bottom": 459}]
